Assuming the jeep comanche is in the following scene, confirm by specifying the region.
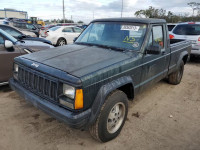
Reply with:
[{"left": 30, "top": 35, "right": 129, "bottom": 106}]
[{"left": 10, "top": 18, "right": 191, "bottom": 142}]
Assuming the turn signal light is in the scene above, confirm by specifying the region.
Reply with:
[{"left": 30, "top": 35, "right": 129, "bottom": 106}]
[
  {"left": 169, "top": 34, "right": 174, "bottom": 39},
  {"left": 198, "top": 37, "right": 200, "bottom": 41},
  {"left": 75, "top": 89, "right": 83, "bottom": 109}
]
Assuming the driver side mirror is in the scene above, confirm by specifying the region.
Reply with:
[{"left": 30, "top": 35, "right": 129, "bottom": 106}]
[
  {"left": 73, "top": 37, "right": 78, "bottom": 43},
  {"left": 4, "top": 40, "right": 13, "bottom": 49},
  {"left": 146, "top": 45, "right": 161, "bottom": 55}
]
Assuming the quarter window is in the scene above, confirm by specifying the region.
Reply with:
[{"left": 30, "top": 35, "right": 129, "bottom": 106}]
[
  {"left": 148, "top": 25, "right": 164, "bottom": 48},
  {"left": 62, "top": 27, "right": 73, "bottom": 32}
]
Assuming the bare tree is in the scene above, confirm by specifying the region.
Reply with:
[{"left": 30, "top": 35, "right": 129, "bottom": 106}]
[{"left": 187, "top": 2, "right": 200, "bottom": 16}]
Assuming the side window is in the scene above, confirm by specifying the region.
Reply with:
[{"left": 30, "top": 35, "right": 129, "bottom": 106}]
[
  {"left": 62, "top": 27, "right": 73, "bottom": 32},
  {"left": 1, "top": 26, "right": 22, "bottom": 38},
  {"left": 26, "top": 24, "right": 35, "bottom": 30},
  {"left": 152, "top": 26, "right": 164, "bottom": 48},
  {"left": 0, "top": 34, "right": 5, "bottom": 45},
  {"left": 73, "top": 27, "right": 82, "bottom": 33}
]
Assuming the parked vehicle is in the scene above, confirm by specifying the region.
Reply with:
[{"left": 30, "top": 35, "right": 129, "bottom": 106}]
[
  {"left": 10, "top": 18, "right": 191, "bottom": 142},
  {"left": 0, "top": 29, "right": 53, "bottom": 86},
  {"left": 11, "top": 22, "right": 39, "bottom": 37},
  {"left": 27, "top": 17, "right": 45, "bottom": 26},
  {"left": 169, "top": 22, "right": 200, "bottom": 57},
  {"left": 167, "top": 23, "right": 177, "bottom": 32},
  {"left": 0, "top": 18, "right": 5, "bottom": 24},
  {"left": 43, "top": 26, "right": 82, "bottom": 46},
  {"left": 57, "top": 23, "right": 77, "bottom": 26},
  {"left": 39, "top": 25, "right": 57, "bottom": 37},
  {"left": 0, "top": 25, "right": 52, "bottom": 45}
]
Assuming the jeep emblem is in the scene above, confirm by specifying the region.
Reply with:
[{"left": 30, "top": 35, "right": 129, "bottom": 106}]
[{"left": 31, "top": 63, "right": 39, "bottom": 68}]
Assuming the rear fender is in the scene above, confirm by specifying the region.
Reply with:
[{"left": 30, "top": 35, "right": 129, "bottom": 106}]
[{"left": 177, "top": 51, "right": 188, "bottom": 69}]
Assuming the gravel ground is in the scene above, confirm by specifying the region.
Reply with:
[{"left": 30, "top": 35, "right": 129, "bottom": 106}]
[{"left": 0, "top": 60, "right": 199, "bottom": 150}]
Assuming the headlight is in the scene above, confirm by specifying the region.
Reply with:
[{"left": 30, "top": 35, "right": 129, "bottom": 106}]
[
  {"left": 14, "top": 64, "right": 19, "bottom": 73},
  {"left": 63, "top": 84, "right": 75, "bottom": 99},
  {"left": 13, "top": 63, "right": 19, "bottom": 80}
]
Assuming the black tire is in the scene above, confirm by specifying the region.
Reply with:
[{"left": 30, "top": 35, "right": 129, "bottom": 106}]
[
  {"left": 89, "top": 90, "right": 128, "bottom": 142},
  {"left": 56, "top": 38, "right": 67, "bottom": 46},
  {"left": 168, "top": 60, "right": 184, "bottom": 85}
]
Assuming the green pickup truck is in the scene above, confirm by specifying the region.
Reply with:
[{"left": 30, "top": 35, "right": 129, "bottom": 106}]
[{"left": 10, "top": 18, "right": 191, "bottom": 142}]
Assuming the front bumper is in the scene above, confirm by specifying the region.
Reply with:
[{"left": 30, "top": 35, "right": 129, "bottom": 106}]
[{"left": 9, "top": 78, "right": 91, "bottom": 129}]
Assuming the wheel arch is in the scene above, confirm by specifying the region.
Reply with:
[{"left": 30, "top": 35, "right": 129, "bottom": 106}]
[
  {"left": 177, "top": 51, "right": 188, "bottom": 68},
  {"left": 88, "top": 76, "right": 135, "bottom": 125},
  {"left": 182, "top": 54, "right": 188, "bottom": 64}
]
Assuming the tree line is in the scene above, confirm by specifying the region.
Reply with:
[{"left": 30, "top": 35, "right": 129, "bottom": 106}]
[{"left": 135, "top": 2, "right": 200, "bottom": 23}]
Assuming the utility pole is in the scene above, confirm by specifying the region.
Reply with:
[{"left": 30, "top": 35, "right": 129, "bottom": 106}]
[
  {"left": 93, "top": 11, "right": 94, "bottom": 20},
  {"left": 63, "top": 0, "right": 65, "bottom": 23},
  {"left": 121, "top": 0, "right": 123, "bottom": 18}
]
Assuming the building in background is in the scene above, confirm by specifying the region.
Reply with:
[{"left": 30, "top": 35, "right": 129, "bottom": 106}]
[{"left": 0, "top": 8, "right": 28, "bottom": 19}]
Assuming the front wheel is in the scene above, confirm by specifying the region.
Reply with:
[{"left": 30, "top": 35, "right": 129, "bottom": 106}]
[
  {"left": 89, "top": 90, "right": 128, "bottom": 142},
  {"left": 168, "top": 60, "right": 184, "bottom": 85}
]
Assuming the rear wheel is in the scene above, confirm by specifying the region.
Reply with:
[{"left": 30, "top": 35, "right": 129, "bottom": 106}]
[
  {"left": 56, "top": 38, "right": 67, "bottom": 46},
  {"left": 89, "top": 90, "right": 128, "bottom": 142},
  {"left": 168, "top": 60, "right": 184, "bottom": 85}
]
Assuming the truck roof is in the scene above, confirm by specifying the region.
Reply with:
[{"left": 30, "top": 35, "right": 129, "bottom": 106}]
[{"left": 91, "top": 17, "right": 166, "bottom": 24}]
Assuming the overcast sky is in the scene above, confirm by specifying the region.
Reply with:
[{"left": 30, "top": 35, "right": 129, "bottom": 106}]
[{"left": 0, "top": 0, "right": 198, "bottom": 23}]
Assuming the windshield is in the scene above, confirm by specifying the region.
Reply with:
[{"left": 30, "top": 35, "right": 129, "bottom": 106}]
[
  {"left": 173, "top": 24, "right": 200, "bottom": 35},
  {"left": 75, "top": 22, "right": 147, "bottom": 51},
  {"left": 49, "top": 26, "right": 60, "bottom": 31},
  {"left": 0, "top": 29, "right": 17, "bottom": 43}
]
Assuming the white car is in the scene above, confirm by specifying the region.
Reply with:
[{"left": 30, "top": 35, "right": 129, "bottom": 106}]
[
  {"left": 43, "top": 26, "right": 82, "bottom": 46},
  {"left": 170, "top": 22, "right": 200, "bottom": 57}
]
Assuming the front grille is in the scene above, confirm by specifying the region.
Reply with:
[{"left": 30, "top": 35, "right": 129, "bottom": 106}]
[{"left": 18, "top": 66, "right": 58, "bottom": 103}]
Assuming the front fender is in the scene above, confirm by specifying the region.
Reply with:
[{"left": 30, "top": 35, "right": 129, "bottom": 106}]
[{"left": 88, "top": 76, "right": 134, "bottom": 125}]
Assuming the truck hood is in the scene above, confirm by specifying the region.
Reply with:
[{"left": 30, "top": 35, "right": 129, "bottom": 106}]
[
  {"left": 21, "top": 44, "right": 132, "bottom": 77},
  {"left": 16, "top": 40, "right": 53, "bottom": 52}
]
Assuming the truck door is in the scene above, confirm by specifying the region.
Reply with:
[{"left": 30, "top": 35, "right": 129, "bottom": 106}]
[
  {"left": 0, "top": 34, "right": 21, "bottom": 83},
  {"left": 140, "top": 24, "right": 169, "bottom": 90}
]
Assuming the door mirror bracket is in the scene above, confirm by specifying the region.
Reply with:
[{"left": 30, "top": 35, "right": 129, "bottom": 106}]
[{"left": 146, "top": 45, "right": 161, "bottom": 55}]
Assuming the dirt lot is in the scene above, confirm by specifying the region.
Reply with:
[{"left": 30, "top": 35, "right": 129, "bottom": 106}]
[{"left": 0, "top": 60, "right": 199, "bottom": 150}]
